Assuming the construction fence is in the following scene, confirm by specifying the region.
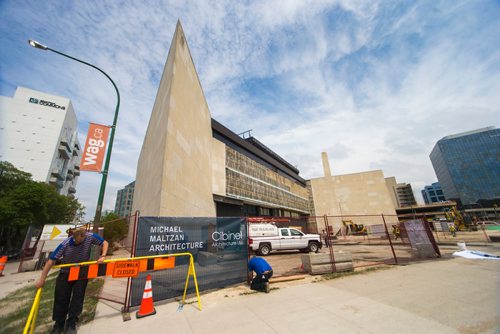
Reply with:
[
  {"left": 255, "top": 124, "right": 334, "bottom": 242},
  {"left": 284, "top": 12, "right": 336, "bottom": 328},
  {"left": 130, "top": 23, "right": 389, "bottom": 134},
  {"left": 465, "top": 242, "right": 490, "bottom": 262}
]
[
  {"left": 18, "top": 212, "right": 496, "bottom": 312},
  {"left": 130, "top": 216, "right": 248, "bottom": 306},
  {"left": 301, "top": 215, "right": 415, "bottom": 271},
  {"left": 305, "top": 214, "right": 494, "bottom": 271}
]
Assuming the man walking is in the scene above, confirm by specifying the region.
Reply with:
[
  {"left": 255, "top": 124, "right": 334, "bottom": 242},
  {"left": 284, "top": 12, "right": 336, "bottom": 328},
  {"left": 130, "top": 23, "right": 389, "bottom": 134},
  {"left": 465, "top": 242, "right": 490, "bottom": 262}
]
[
  {"left": 36, "top": 228, "right": 108, "bottom": 334},
  {"left": 248, "top": 256, "right": 273, "bottom": 293}
]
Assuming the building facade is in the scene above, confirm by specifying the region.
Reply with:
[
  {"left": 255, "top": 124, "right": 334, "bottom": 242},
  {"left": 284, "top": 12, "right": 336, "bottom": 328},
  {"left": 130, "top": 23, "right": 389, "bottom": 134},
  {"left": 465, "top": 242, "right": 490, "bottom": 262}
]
[
  {"left": 392, "top": 183, "right": 417, "bottom": 207},
  {"left": 114, "top": 181, "right": 135, "bottom": 217},
  {"left": 430, "top": 127, "right": 500, "bottom": 205},
  {"left": 213, "top": 122, "right": 309, "bottom": 218},
  {"left": 0, "top": 87, "right": 81, "bottom": 195},
  {"left": 421, "top": 182, "right": 446, "bottom": 204},
  {"left": 130, "top": 22, "right": 416, "bottom": 241},
  {"left": 308, "top": 152, "right": 399, "bottom": 226},
  {"left": 385, "top": 177, "right": 418, "bottom": 208},
  {"left": 131, "top": 22, "right": 309, "bottom": 223}
]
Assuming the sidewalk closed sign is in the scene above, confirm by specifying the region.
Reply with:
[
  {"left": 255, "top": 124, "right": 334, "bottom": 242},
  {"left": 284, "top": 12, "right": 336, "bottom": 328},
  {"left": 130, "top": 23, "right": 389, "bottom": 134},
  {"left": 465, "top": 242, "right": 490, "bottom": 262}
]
[
  {"left": 113, "top": 261, "right": 140, "bottom": 278},
  {"left": 80, "top": 123, "right": 110, "bottom": 172}
]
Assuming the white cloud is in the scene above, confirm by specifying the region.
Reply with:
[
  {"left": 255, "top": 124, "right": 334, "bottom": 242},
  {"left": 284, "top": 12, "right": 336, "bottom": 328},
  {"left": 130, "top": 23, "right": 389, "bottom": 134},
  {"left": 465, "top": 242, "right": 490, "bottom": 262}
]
[{"left": 1, "top": 0, "right": 499, "bottom": 216}]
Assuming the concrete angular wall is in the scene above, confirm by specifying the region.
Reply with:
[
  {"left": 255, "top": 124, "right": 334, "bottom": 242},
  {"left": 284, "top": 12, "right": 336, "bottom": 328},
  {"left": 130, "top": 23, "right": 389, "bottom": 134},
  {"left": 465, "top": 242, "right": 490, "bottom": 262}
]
[{"left": 132, "top": 21, "right": 216, "bottom": 217}]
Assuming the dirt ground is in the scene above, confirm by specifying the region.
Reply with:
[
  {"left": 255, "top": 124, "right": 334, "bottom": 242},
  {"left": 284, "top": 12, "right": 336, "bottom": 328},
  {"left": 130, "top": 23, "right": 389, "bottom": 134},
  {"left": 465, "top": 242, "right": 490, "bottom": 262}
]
[{"left": 261, "top": 236, "right": 499, "bottom": 277}]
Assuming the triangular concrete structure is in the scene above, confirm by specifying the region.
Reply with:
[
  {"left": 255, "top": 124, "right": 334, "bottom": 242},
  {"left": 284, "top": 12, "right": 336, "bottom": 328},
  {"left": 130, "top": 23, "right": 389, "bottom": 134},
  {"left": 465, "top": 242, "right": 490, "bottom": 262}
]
[{"left": 132, "top": 21, "right": 216, "bottom": 217}]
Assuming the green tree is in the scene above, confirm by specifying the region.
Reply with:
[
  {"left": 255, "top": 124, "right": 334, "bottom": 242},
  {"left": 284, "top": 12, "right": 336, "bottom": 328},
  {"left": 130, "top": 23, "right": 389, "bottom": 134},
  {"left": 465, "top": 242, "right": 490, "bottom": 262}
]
[
  {"left": 0, "top": 161, "right": 84, "bottom": 252},
  {"left": 101, "top": 212, "right": 128, "bottom": 252},
  {"left": 0, "top": 161, "right": 32, "bottom": 195}
]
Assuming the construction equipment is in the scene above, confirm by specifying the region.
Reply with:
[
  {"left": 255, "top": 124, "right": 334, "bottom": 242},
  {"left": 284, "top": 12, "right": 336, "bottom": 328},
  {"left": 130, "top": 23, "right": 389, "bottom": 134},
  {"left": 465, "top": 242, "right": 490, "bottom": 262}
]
[
  {"left": 342, "top": 220, "right": 367, "bottom": 235},
  {"left": 392, "top": 225, "right": 400, "bottom": 240},
  {"left": 445, "top": 206, "right": 466, "bottom": 231}
]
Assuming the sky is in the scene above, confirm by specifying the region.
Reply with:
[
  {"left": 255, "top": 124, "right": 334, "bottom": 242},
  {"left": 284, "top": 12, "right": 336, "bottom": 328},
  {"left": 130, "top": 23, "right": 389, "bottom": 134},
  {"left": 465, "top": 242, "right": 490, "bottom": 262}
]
[{"left": 1, "top": 0, "right": 499, "bottom": 220}]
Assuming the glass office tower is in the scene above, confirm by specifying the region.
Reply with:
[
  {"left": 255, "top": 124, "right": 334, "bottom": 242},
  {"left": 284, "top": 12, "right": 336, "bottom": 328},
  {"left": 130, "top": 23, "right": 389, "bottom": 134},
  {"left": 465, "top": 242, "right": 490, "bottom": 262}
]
[
  {"left": 421, "top": 182, "right": 446, "bottom": 204},
  {"left": 429, "top": 127, "right": 500, "bottom": 205}
]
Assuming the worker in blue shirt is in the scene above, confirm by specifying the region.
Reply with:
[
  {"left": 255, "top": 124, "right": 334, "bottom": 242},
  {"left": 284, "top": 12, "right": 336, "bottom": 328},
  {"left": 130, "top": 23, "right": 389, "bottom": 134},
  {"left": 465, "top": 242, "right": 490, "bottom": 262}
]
[
  {"left": 248, "top": 256, "right": 273, "bottom": 293},
  {"left": 36, "top": 228, "right": 108, "bottom": 334}
]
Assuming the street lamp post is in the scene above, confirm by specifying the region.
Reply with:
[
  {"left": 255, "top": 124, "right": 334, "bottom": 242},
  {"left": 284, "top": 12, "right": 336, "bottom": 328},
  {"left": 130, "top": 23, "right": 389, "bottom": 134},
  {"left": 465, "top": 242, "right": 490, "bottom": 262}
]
[{"left": 28, "top": 39, "right": 120, "bottom": 234}]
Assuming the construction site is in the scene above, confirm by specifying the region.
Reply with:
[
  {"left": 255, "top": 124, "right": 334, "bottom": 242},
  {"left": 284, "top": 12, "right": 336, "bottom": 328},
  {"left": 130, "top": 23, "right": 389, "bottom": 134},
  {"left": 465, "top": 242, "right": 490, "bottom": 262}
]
[{"left": 2, "top": 18, "right": 499, "bottom": 334}]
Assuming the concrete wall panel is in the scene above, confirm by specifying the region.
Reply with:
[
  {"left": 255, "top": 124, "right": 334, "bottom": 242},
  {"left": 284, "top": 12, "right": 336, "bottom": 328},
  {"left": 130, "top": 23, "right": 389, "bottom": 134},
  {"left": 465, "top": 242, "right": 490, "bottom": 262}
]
[{"left": 132, "top": 22, "right": 215, "bottom": 218}]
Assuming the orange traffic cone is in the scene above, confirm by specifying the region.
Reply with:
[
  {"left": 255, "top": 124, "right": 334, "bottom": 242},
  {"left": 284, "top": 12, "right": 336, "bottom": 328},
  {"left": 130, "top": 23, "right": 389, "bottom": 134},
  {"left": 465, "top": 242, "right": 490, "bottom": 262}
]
[
  {"left": 136, "top": 274, "right": 156, "bottom": 318},
  {"left": 0, "top": 256, "right": 7, "bottom": 277}
]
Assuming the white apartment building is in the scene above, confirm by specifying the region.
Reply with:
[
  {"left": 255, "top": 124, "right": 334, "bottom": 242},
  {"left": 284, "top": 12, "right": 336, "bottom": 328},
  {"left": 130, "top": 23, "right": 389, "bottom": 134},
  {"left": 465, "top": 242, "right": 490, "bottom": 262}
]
[{"left": 0, "top": 87, "right": 81, "bottom": 196}]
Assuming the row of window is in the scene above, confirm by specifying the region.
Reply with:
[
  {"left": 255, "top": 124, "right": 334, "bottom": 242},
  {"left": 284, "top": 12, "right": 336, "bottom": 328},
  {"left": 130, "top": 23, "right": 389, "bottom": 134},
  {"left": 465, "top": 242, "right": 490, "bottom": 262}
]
[
  {"left": 226, "top": 148, "right": 293, "bottom": 192},
  {"left": 226, "top": 169, "right": 309, "bottom": 212}
]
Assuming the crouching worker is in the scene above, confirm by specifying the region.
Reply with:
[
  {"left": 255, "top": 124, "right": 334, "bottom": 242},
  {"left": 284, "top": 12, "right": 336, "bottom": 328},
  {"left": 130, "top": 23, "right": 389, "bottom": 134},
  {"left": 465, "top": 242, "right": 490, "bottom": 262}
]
[
  {"left": 248, "top": 256, "right": 273, "bottom": 293},
  {"left": 35, "top": 228, "right": 108, "bottom": 334}
]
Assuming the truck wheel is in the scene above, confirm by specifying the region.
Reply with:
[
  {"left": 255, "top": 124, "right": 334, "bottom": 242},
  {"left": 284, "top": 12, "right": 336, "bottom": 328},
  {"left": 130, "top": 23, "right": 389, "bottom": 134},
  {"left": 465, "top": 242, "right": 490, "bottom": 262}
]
[
  {"left": 308, "top": 242, "right": 319, "bottom": 253},
  {"left": 258, "top": 244, "right": 271, "bottom": 256}
]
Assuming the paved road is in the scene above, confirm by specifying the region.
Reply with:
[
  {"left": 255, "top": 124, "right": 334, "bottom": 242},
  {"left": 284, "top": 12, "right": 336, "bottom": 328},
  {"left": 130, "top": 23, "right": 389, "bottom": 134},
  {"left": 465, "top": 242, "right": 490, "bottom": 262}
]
[{"left": 79, "top": 244, "right": 500, "bottom": 334}]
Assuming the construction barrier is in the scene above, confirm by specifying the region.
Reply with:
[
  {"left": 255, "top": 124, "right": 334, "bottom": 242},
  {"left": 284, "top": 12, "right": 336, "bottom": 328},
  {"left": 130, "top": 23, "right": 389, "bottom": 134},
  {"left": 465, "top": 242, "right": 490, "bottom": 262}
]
[
  {"left": 23, "top": 252, "right": 201, "bottom": 334},
  {"left": 66, "top": 255, "right": 175, "bottom": 281},
  {"left": 22, "top": 288, "right": 42, "bottom": 334},
  {"left": 136, "top": 274, "right": 156, "bottom": 318},
  {"left": 0, "top": 255, "right": 7, "bottom": 276}
]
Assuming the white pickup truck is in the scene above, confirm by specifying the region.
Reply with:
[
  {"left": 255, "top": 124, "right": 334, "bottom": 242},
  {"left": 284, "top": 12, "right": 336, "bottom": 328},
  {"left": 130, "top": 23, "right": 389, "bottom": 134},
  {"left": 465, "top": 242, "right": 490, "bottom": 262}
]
[{"left": 248, "top": 224, "right": 322, "bottom": 256}]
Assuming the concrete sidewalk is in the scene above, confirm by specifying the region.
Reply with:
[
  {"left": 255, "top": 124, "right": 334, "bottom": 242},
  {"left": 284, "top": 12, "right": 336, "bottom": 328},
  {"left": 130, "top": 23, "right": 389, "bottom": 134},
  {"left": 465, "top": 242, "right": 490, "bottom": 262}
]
[
  {"left": 0, "top": 259, "right": 41, "bottom": 299},
  {"left": 79, "top": 247, "right": 500, "bottom": 334}
]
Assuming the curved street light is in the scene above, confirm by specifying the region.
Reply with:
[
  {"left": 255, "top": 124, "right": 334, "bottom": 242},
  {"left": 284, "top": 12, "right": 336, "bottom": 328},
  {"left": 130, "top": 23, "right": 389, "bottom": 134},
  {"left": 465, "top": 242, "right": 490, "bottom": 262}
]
[{"left": 28, "top": 39, "right": 120, "bottom": 234}]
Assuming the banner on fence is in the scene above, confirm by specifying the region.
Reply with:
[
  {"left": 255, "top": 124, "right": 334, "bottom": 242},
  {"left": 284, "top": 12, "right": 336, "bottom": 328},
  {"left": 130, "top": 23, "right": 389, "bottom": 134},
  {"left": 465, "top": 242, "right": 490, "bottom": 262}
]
[{"left": 131, "top": 217, "right": 248, "bottom": 306}]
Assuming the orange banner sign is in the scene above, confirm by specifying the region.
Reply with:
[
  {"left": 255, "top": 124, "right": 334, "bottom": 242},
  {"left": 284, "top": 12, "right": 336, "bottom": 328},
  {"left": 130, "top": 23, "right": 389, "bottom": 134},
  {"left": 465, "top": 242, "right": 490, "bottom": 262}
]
[{"left": 80, "top": 123, "right": 110, "bottom": 172}]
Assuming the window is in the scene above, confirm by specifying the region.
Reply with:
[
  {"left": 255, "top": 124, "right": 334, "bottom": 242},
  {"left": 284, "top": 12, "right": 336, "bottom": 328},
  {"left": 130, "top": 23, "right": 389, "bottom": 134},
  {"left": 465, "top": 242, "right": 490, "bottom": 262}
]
[
  {"left": 290, "top": 229, "right": 303, "bottom": 236},
  {"left": 281, "top": 229, "right": 289, "bottom": 236},
  {"left": 259, "top": 207, "right": 270, "bottom": 216}
]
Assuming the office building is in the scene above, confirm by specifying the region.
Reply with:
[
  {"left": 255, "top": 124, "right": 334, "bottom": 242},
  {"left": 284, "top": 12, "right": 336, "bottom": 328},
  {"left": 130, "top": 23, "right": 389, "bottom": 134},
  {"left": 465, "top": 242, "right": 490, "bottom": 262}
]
[
  {"left": 384, "top": 177, "right": 417, "bottom": 208},
  {"left": 430, "top": 127, "right": 500, "bottom": 205},
  {"left": 421, "top": 182, "right": 446, "bottom": 204},
  {"left": 393, "top": 183, "right": 417, "bottom": 207},
  {"left": 0, "top": 87, "right": 81, "bottom": 195},
  {"left": 114, "top": 181, "right": 135, "bottom": 217}
]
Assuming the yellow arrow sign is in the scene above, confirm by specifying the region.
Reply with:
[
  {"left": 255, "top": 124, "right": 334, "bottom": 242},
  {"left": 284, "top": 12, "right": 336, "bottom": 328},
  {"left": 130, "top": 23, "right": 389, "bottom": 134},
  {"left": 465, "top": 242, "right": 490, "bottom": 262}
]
[{"left": 50, "top": 226, "right": 62, "bottom": 240}]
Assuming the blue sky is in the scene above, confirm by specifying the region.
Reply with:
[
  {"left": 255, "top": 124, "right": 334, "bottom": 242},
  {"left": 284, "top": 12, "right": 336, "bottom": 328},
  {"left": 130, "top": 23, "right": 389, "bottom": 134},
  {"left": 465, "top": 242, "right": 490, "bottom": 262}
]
[{"left": 1, "top": 0, "right": 499, "bottom": 220}]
